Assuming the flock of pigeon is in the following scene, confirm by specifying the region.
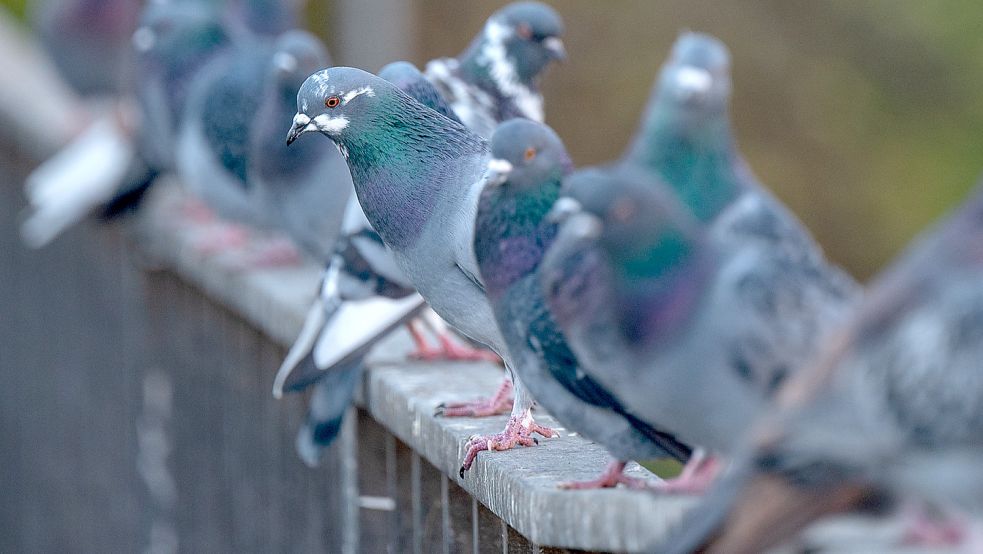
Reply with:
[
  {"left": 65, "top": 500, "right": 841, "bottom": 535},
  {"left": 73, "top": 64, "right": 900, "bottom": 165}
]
[{"left": 21, "top": 0, "right": 983, "bottom": 551}]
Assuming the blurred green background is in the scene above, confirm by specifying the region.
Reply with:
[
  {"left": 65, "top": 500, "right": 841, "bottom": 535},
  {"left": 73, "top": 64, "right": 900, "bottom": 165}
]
[{"left": 7, "top": 0, "right": 983, "bottom": 280}]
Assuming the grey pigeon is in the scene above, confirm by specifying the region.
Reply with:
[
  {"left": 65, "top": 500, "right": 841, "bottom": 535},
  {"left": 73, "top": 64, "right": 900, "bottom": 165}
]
[
  {"left": 663, "top": 179, "right": 983, "bottom": 554},
  {"left": 541, "top": 32, "right": 860, "bottom": 491},
  {"left": 472, "top": 118, "right": 691, "bottom": 484},
  {"left": 288, "top": 67, "right": 560, "bottom": 473},
  {"left": 29, "top": 0, "right": 141, "bottom": 96},
  {"left": 274, "top": 62, "right": 472, "bottom": 464},
  {"left": 425, "top": 1, "right": 565, "bottom": 139},
  {"left": 20, "top": 2, "right": 232, "bottom": 247}
]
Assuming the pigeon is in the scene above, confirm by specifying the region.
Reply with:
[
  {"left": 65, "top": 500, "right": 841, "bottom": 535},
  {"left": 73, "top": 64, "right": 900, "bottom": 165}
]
[
  {"left": 177, "top": 28, "right": 351, "bottom": 263},
  {"left": 29, "top": 0, "right": 141, "bottom": 96},
  {"left": 472, "top": 118, "right": 691, "bottom": 485},
  {"left": 287, "top": 67, "right": 560, "bottom": 474},
  {"left": 541, "top": 33, "right": 860, "bottom": 492},
  {"left": 425, "top": 1, "right": 565, "bottom": 139},
  {"left": 663, "top": 179, "right": 983, "bottom": 554},
  {"left": 274, "top": 62, "right": 476, "bottom": 463},
  {"left": 20, "top": 2, "right": 233, "bottom": 247}
]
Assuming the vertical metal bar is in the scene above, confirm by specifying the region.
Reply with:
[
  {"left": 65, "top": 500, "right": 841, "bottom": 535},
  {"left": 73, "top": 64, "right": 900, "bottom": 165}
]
[
  {"left": 340, "top": 406, "right": 360, "bottom": 554},
  {"left": 440, "top": 475, "right": 451, "bottom": 554},
  {"left": 471, "top": 498, "right": 479, "bottom": 554},
  {"left": 501, "top": 519, "right": 508, "bottom": 554},
  {"left": 411, "top": 452, "right": 422, "bottom": 554}
]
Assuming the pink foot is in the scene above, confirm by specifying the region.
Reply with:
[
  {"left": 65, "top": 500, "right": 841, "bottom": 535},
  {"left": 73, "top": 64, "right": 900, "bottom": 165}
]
[
  {"left": 436, "top": 377, "right": 513, "bottom": 417},
  {"left": 407, "top": 322, "right": 501, "bottom": 363},
  {"left": 181, "top": 197, "right": 216, "bottom": 224},
  {"left": 651, "top": 452, "right": 721, "bottom": 494},
  {"left": 559, "top": 460, "right": 651, "bottom": 490},
  {"left": 234, "top": 237, "right": 303, "bottom": 269},
  {"left": 193, "top": 224, "right": 250, "bottom": 256},
  {"left": 458, "top": 408, "right": 558, "bottom": 477},
  {"left": 901, "top": 504, "right": 966, "bottom": 547}
]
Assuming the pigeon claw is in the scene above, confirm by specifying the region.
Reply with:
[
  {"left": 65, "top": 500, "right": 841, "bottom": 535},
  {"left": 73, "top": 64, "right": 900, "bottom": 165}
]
[
  {"left": 457, "top": 413, "right": 557, "bottom": 477},
  {"left": 437, "top": 378, "right": 514, "bottom": 418}
]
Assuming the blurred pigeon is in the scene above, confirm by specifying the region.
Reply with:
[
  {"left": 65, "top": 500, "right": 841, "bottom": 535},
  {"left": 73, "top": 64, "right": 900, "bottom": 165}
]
[
  {"left": 663, "top": 180, "right": 983, "bottom": 554},
  {"left": 20, "top": 3, "right": 233, "bottom": 247},
  {"left": 177, "top": 29, "right": 350, "bottom": 262},
  {"left": 540, "top": 32, "right": 860, "bottom": 492},
  {"left": 425, "top": 1, "right": 565, "bottom": 139},
  {"left": 294, "top": 355, "right": 361, "bottom": 468},
  {"left": 251, "top": 31, "right": 350, "bottom": 261},
  {"left": 29, "top": 0, "right": 141, "bottom": 96},
  {"left": 378, "top": 61, "right": 462, "bottom": 124},
  {"left": 471, "top": 119, "right": 691, "bottom": 484},
  {"left": 288, "top": 67, "right": 560, "bottom": 473}
]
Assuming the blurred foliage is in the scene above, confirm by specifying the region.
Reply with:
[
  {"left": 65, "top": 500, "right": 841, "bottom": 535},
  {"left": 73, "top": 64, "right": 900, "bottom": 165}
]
[
  {"left": 2, "top": 0, "right": 28, "bottom": 18},
  {"left": 416, "top": 0, "right": 983, "bottom": 280}
]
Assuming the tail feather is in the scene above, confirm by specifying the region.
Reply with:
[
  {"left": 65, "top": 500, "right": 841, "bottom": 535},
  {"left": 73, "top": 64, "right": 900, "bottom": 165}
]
[
  {"left": 273, "top": 297, "right": 333, "bottom": 398},
  {"left": 20, "top": 116, "right": 137, "bottom": 247},
  {"left": 295, "top": 361, "right": 362, "bottom": 467}
]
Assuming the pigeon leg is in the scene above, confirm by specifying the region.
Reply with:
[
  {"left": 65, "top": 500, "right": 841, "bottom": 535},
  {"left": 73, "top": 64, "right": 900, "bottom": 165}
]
[
  {"left": 458, "top": 406, "right": 558, "bottom": 477},
  {"left": 180, "top": 196, "right": 216, "bottom": 224},
  {"left": 409, "top": 310, "right": 501, "bottom": 363},
  {"left": 435, "top": 377, "right": 513, "bottom": 417},
  {"left": 651, "top": 449, "right": 721, "bottom": 494},
  {"left": 558, "top": 460, "right": 652, "bottom": 490}
]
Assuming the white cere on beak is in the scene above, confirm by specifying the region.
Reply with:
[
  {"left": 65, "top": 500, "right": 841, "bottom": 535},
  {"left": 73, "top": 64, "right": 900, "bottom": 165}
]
[
  {"left": 312, "top": 113, "right": 350, "bottom": 134},
  {"left": 542, "top": 36, "right": 566, "bottom": 59},
  {"left": 547, "top": 196, "right": 584, "bottom": 224},
  {"left": 487, "top": 158, "right": 513, "bottom": 174},
  {"left": 132, "top": 27, "right": 156, "bottom": 52},
  {"left": 293, "top": 113, "right": 312, "bottom": 128},
  {"left": 273, "top": 52, "right": 298, "bottom": 73},
  {"left": 674, "top": 65, "right": 713, "bottom": 100},
  {"left": 485, "top": 158, "right": 514, "bottom": 186},
  {"left": 568, "top": 213, "right": 603, "bottom": 240}
]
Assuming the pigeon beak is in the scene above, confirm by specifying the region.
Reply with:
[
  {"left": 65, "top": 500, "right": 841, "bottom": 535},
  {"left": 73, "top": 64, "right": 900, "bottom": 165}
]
[
  {"left": 547, "top": 196, "right": 582, "bottom": 224},
  {"left": 286, "top": 113, "right": 311, "bottom": 145},
  {"left": 564, "top": 212, "right": 603, "bottom": 240},
  {"left": 486, "top": 158, "right": 513, "bottom": 186},
  {"left": 674, "top": 65, "right": 713, "bottom": 101},
  {"left": 543, "top": 37, "right": 567, "bottom": 61}
]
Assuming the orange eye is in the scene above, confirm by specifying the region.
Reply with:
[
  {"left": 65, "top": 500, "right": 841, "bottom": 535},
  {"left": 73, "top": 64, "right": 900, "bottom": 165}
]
[
  {"left": 524, "top": 147, "right": 537, "bottom": 161},
  {"left": 325, "top": 96, "right": 341, "bottom": 108},
  {"left": 517, "top": 24, "right": 532, "bottom": 39}
]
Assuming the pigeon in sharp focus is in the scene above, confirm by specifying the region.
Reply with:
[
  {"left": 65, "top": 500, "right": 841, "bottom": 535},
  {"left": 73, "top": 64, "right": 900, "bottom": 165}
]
[
  {"left": 471, "top": 118, "right": 691, "bottom": 485},
  {"left": 273, "top": 60, "right": 502, "bottom": 465},
  {"left": 425, "top": 1, "right": 565, "bottom": 139},
  {"left": 663, "top": 179, "right": 983, "bottom": 554},
  {"left": 288, "top": 67, "right": 561, "bottom": 473},
  {"left": 540, "top": 32, "right": 860, "bottom": 493}
]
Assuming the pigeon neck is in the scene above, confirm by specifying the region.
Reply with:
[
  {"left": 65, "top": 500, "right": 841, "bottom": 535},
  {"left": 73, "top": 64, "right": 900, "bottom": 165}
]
[
  {"left": 457, "top": 24, "right": 544, "bottom": 122},
  {"left": 626, "top": 111, "right": 741, "bottom": 223},
  {"left": 341, "top": 98, "right": 487, "bottom": 251},
  {"left": 474, "top": 173, "right": 565, "bottom": 297},
  {"left": 610, "top": 231, "right": 711, "bottom": 347}
]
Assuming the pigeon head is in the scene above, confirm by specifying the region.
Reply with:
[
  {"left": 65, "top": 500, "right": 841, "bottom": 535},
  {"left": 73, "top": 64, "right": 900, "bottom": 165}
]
[
  {"left": 486, "top": 118, "right": 571, "bottom": 189},
  {"left": 132, "top": 3, "right": 230, "bottom": 68},
  {"left": 657, "top": 32, "right": 731, "bottom": 115},
  {"left": 569, "top": 170, "right": 709, "bottom": 344},
  {"left": 269, "top": 30, "right": 331, "bottom": 100},
  {"left": 378, "top": 61, "right": 462, "bottom": 123},
  {"left": 462, "top": 2, "right": 565, "bottom": 90}
]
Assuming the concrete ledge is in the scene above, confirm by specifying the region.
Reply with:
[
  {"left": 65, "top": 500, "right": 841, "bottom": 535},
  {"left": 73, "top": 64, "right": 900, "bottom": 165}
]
[{"left": 137, "top": 179, "right": 949, "bottom": 553}]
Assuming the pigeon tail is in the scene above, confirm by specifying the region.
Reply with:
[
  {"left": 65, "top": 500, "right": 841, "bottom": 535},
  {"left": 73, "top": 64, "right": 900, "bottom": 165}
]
[{"left": 294, "top": 362, "right": 362, "bottom": 467}]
